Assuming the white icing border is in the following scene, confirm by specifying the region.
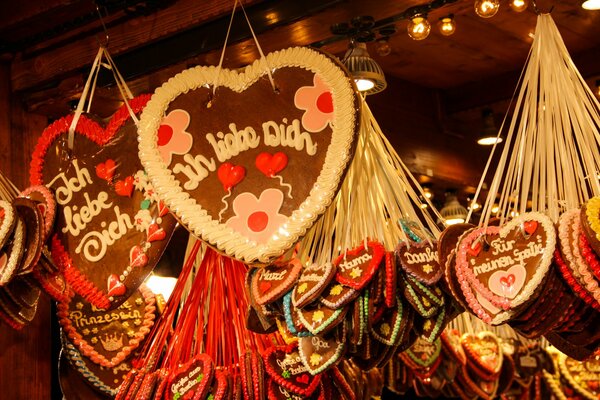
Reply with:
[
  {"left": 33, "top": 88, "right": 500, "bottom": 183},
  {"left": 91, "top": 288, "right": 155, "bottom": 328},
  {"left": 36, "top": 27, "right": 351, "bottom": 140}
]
[
  {"left": 137, "top": 47, "right": 358, "bottom": 263},
  {"left": 0, "top": 217, "right": 25, "bottom": 285},
  {"left": 0, "top": 200, "right": 15, "bottom": 248},
  {"left": 464, "top": 212, "right": 557, "bottom": 310}
]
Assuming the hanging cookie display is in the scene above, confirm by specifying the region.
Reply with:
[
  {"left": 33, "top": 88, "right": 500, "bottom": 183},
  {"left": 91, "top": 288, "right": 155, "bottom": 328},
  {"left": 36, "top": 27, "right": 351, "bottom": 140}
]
[
  {"left": 138, "top": 46, "right": 360, "bottom": 264},
  {"left": 30, "top": 95, "right": 177, "bottom": 309}
]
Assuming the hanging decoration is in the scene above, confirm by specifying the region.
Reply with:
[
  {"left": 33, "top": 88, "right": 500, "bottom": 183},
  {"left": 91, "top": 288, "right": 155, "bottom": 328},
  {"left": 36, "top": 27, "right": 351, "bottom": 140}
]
[
  {"left": 29, "top": 48, "right": 177, "bottom": 310},
  {"left": 137, "top": 43, "right": 360, "bottom": 264},
  {"left": 445, "top": 14, "right": 600, "bottom": 360}
]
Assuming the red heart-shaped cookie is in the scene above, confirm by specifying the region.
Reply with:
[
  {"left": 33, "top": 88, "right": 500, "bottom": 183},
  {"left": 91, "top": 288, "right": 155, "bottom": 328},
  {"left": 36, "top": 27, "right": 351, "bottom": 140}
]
[
  {"left": 167, "top": 354, "right": 214, "bottom": 400},
  {"left": 263, "top": 344, "right": 321, "bottom": 397},
  {"left": 334, "top": 240, "right": 385, "bottom": 290},
  {"left": 30, "top": 95, "right": 177, "bottom": 309}
]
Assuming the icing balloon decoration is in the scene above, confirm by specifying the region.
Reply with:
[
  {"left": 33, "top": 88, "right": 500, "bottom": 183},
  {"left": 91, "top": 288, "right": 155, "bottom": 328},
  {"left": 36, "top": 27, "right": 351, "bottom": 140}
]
[{"left": 138, "top": 47, "right": 359, "bottom": 264}]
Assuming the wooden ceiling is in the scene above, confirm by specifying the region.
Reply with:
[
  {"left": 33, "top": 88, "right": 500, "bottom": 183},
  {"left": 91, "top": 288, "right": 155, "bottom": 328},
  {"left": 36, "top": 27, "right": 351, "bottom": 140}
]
[{"left": 1, "top": 0, "right": 599, "bottom": 199}]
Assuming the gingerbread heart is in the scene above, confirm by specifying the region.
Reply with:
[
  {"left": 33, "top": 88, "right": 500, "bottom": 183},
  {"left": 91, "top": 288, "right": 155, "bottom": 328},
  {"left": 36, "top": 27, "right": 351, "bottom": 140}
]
[
  {"left": 167, "top": 353, "right": 214, "bottom": 400},
  {"left": 298, "top": 324, "right": 346, "bottom": 375},
  {"left": 461, "top": 332, "right": 503, "bottom": 377},
  {"left": 441, "top": 329, "right": 467, "bottom": 366},
  {"left": 0, "top": 200, "right": 16, "bottom": 250},
  {"left": 402, "top": 336, "right": 442, "bottom": 370},
  {"left": 334, "top": 240, "right": 385, "bottom": 290},
  {"left": 0, "top": 216, "right": 25, "bottom": 285},
  {"left": 292, "top": 262, "right": 336, "bottom": 308},
  {"left": 454, "top": 212, "right": 555, "bottom": 322},
  {"left": 30, "top": 95, "right": 177, "bottom": 309},
  {"left": 137, "top": 47, "right": 359, "bottom": 264},
  {"left": 61, "top": 336, "right": 135, "bottom": 397},
  {"left": 319, "top": 282, "right": 358, "bottom": 309},
  {"left": 12, "top": 197, "right": 44, "bottom": 275},
  {"left": 263, "top": 344, "right": 321, "bottom": 397},
  {"left": 558, "top": 352, "right": 600, "bottom": 400},
  {"left": 296, "top": 301, "right": 347, "bottom": 336},
  {"left": 57, "top": 284, "right": 156, "bottom": 368},
  {"left": 396, "top": 241, "right": 442, "bottom": 285},
  {"left": 252, "top": 258, "right": 303, "bottom": 305},
  {"left": 19, "top": 185, "right": 57, "bottom": 242}
]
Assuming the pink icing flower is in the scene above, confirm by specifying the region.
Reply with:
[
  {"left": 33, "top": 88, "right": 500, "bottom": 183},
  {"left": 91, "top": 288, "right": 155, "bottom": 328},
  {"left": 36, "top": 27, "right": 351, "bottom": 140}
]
[
  {"left": 157, "top": 109, "right": 193, "bottom": 166},
  {"left": 294, "top": 74, "right": 334, "bottom": 133},
  {"left": 226, "top": 188, "right": 287, "bottom": 244}
]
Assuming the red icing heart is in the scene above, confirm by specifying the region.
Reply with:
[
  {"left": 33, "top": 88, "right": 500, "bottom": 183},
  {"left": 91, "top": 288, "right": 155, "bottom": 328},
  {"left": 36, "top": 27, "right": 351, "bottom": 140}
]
[
  {"left": 107, "top": 274, "right": 126, "bottom": 297},
  {"left": 130, "top": 245, "right": 148, "bottom": 268},
  {"left": 30, "top": 95, "right": 177, "bottom": 309},
  {"left": 255, "top": 152, "right": 288, "bottom": 177},
  {"left": 157, "top": 124, "right": 173, "bottom": 147},
  {"left": 217, "top": 162, "right": 245, "bottom": 191},
  {"left": 500, "top": 274, "right": 515, "bottom": 288},
  {"left": 523, "top": 220, "right": 538, "bottom": 236},
  {"left": 259, "top": 281, "right": 272, "bottom": 293},
  {"left": 468, "top": 239, "right": 482, "bottom": 257},
  {"left": 115, "top": 176, "right": 134, "bottom": 197},
  {"left": 296, "top": 374, "right": 309, "bottom": 385},
  {"left": 158, "top": 201, "right": 169, "bottom": 217},
  {"left": 95, "top": 159, "right": 116, "bottom": 182},
  {"left": 147, "top": 223, "right": 166, "bottom": 242}
]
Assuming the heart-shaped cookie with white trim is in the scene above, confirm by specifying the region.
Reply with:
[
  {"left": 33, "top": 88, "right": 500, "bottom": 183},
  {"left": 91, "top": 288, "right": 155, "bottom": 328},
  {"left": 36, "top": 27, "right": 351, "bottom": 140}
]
[
  {"left": 0, "top": 200, "right": 16, "bottom": 250},
  {"left": 396, "top": 241, "right": 442, "bottom": 285},
  {"left": 30, "top": 96, "right": 177, "bottom": 309},
  {"left": 292, "top": 262, "right": 336, "bottom": 308},
  {"left": 138, "top": 47, "right": 359, "bottom": 264},
  {"left": 252, "top": 258, "right": 303, "bottom": 305},
  {"left": 454, "top": 212, "right": 555, "bottom": 323},
  {"left": 461, "top": 332, "right": 503, "bottom": 377}
]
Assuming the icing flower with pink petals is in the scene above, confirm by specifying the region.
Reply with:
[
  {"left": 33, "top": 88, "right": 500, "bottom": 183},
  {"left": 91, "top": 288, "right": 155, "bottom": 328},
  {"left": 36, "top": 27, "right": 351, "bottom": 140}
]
[
  {"left": 157, "top": 109, "right": 193, "bottom": 166},
  {"left": 294, "top": 74, "right": 334, "bottom": 133},
  {"left": 226, "top": 188, "right": 287, "bottom": 244}
]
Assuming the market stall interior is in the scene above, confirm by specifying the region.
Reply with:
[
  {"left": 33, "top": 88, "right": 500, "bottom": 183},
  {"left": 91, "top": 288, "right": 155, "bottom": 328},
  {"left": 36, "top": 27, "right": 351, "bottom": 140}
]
[{"left": 0, "top": 0, "right": 599, "bottom": 399}]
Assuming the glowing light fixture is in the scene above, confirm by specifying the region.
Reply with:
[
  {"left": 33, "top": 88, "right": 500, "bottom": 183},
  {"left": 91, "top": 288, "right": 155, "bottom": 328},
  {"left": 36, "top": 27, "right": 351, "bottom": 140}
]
[
  {"left": 438, "top": 15, "right": 456, "bottom": 36},
  {"left": 422, "top": 185, "right": 434, "bottom": 200},
  {"left": 343, "top": 42, "right": 387, "bottom": 95},
  {"left": 145, "top": 275, "right": 177, "bottom": 301},
  {"left": 509, "top": 0, "right": 528, "bottom": 12},
  {"left": 474, "top": 0, "right": 500, "bottom": 18},
  {"left": 477, "top": 108, "right": 503, "bottom": 145},
  {"left": 581, "top": 0, "right": 600, "bottom": 10},
  {"left": 407, "top": 14, "right": 431, "bottom": 41},
  {"left": 441, "top": 191, "right": 468, "bottom": 225}
]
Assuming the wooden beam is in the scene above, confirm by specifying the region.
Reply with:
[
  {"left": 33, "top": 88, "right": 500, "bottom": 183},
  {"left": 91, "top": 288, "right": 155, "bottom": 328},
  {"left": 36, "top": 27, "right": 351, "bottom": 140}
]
[{"left": 442, "top": 44, "right": 600, "bottom": 114}]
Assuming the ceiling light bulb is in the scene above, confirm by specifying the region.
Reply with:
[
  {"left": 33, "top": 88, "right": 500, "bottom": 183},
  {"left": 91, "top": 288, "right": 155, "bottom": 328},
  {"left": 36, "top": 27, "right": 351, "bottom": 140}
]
[
  {"left": 509, "top": 0, "right": 528, "bottom": 12},
  {"left": 438, "top": 15, "right": 456, "bottom": 36},
  {"left": 474, "top": 0, "right": 500, "bottom": 18},
  {"left": 376, "top": 38, "right": 392, "bottom": 57},
  {"left": 441, "top": 192, "right": 468, "bottom": 226},
  {"left": 407, "top": 15, "right": 431, "bottom": 41},
  {"left": 477, "top": 108, "right": 503, "bottom": 145},
  {"left": 355, "top": 78, "right": 375, "bottom": 92},
  {"left": 582, "top": 0, "right": 600, "bottom": 10}
]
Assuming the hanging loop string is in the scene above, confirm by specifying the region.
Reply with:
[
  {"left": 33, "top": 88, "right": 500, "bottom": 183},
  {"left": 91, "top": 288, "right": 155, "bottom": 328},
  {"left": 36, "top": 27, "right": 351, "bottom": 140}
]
[
  {"left": 67, "top": 47, "right": 105, "bottom": 150},
  {"left": 212, "top": 0, "right": 276, "bottom": 98}
]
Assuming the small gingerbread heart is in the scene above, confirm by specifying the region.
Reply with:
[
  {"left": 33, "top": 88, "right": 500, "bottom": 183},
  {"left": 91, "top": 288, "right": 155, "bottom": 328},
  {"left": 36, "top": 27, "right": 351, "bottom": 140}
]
[
  {"left": 292, "top": 262, "right": 336, "bottom": 309},
  {"left": 334, "top": 240, "right": 384, "bottom": 290},
  {"left": 252, "top": 258, "right": 303, "bottom": 305}
]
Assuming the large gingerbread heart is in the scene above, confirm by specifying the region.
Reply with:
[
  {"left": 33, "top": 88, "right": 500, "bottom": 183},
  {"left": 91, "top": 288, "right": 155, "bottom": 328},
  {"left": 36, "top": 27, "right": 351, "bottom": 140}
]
[
  {"left": 455, "top": 212, "right": 555, "bottom": 318},
  {"left": 137, "top": 47, "right": 359, "bottom": 264},
  {"left": 30, "top": 96, "right": 177, "bottom": 309},
  {"left": 558, "top": 352, "right": 600, "bottom": 400}
]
